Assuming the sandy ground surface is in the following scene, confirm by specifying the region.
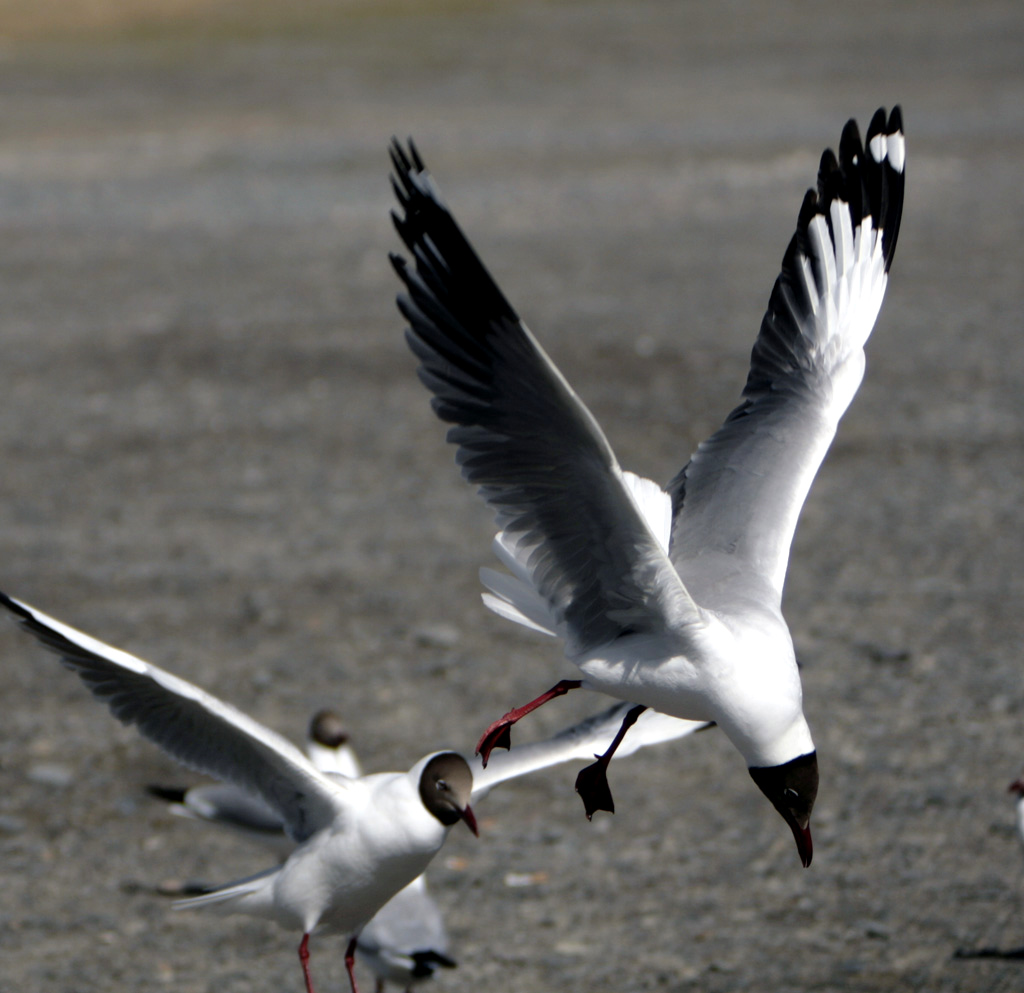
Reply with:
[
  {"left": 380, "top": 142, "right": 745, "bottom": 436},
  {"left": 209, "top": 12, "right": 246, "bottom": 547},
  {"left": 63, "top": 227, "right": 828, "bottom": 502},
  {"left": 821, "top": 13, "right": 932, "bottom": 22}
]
[{"left": 1, "top": 1, "right": 1023, "bottom": 991}]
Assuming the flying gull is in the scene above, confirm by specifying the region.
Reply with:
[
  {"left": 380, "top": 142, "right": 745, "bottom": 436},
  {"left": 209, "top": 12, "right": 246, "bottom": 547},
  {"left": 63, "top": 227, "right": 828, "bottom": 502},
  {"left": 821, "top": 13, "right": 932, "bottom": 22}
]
[{"left": 390, "top": 107, "right": 905, "bottom": 867}]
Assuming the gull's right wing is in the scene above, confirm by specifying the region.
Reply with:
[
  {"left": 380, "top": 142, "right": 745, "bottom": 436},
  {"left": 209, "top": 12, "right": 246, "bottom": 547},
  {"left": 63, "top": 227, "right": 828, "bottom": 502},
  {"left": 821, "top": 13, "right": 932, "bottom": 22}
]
[{"left": 1, "top": 591, "right": 346, "bottom": 842}]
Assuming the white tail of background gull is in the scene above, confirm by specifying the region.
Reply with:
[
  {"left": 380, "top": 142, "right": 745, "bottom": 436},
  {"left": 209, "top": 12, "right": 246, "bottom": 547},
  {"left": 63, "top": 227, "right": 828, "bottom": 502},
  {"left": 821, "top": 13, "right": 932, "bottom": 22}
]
[{"left": 390, "top": 107, "right": 905, "bottom": 868}]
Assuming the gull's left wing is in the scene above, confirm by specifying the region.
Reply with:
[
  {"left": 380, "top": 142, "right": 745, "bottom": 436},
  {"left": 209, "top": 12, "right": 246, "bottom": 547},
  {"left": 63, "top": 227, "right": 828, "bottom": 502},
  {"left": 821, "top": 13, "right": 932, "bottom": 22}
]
[{"left": 668, "top": 108, "right": 905, "bottom": 604}]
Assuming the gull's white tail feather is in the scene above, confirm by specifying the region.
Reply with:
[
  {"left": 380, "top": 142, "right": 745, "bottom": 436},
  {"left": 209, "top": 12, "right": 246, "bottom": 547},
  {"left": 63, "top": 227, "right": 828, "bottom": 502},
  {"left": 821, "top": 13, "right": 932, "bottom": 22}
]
[
  {"left": 481, "top": 570, "right": 558, "bottom": 636},
  {"left": 174, "top": 866, "right": 277, "bottom": 915},
  {"left": 480, "top": 530, "right": 558, "bottom": 636}
]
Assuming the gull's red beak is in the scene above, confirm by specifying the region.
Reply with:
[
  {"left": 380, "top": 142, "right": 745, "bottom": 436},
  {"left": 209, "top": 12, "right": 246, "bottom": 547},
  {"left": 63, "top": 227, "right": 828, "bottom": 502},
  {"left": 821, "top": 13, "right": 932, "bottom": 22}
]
[
  {"left": 790, "top": 820, "right": 813, "bottom": 868},
  {"left": 461, "top": 804, "right": 479, "bottom": 837}
]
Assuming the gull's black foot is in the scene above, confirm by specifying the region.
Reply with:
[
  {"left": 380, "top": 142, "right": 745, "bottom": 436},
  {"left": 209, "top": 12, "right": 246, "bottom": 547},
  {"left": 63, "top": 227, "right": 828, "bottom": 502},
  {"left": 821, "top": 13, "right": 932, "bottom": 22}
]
[
  {"left": 575, "top": 759, "right": 615, "bottom": 820},
  {"left": 476, "top": 721, "right": 513, "bottom": 766}
]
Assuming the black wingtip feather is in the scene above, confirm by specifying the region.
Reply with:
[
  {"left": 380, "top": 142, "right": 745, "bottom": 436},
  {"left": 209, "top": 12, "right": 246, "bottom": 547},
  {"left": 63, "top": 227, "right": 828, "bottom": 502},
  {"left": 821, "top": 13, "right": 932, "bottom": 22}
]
[
  {"left": 867, "top": 107, "right": 887, "bottom": 142},
  {"left": 838, "top": 119, "right": 866, "bottom": 222},
  {"left": 407, "top": 137, "right": 425, "bottom": 173},
  {"left": 0, "top": 592, "right": 69, "bottom": 661},
  {"left": 0, "top": 590, "right": 31, "bottom": 623},
  {"left": 730, "top": 106, "right": 906, "bottom": 410},
  {"left": 410, "top": 949, "right": 458, "bottom": 977},
  {"left": 387, "top": 137, "right": 521, "bottom": 339},
  {"left": 804, "top": 105, "right": 904, "bottom": 275}
]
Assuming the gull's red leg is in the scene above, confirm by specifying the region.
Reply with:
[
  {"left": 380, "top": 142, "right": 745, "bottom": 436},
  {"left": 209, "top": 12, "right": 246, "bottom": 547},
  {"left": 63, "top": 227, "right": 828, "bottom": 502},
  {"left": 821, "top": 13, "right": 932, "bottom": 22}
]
[
  {"left": 344, "top": 936, "right": 360, "bottom": 993},
  {"left": 298, "top": 934, "right": 316, "bottom": 993},
  {"left": 476, "top": 679, "right": 583, "bottom": 765},
  {"left": 575, "top": 704, "right": 647, "bottom": 819}
]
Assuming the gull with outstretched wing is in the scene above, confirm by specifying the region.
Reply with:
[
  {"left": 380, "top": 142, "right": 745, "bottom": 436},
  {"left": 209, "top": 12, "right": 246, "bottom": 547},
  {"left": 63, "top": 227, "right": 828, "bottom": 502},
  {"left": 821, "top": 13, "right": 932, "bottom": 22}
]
[
  {"left": 0, "top": 592, "right": 476, "bottom": 993},
  {"left": 391, "top": 108, "right": 905, "bottom": 868}
]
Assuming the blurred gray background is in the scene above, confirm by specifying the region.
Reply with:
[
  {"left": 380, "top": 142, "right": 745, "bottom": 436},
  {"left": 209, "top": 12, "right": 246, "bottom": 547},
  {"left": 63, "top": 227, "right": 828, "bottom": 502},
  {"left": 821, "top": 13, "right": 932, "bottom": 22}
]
[{"left": 1, "top": 1, "right": 1022, "bottom": 990}]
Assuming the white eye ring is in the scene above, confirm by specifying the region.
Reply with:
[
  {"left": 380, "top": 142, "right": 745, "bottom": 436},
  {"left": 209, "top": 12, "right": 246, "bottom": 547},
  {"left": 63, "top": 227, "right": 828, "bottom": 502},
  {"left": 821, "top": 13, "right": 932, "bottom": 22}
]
[{"left": 783, "top": 788, "right": 799, "bottom": 799}]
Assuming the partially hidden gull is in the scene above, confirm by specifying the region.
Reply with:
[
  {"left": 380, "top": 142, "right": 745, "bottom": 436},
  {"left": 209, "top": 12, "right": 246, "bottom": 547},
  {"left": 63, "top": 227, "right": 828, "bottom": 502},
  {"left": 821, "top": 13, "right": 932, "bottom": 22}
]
[
  {"left": 390, "top": 107, "right": 906, "bottom": 867},
  {"left": 0, "top": 591, "right": 476, "bottom": 993},
  {"left": 1009, "top": 777, "right": 1024, "bottom": 855}
]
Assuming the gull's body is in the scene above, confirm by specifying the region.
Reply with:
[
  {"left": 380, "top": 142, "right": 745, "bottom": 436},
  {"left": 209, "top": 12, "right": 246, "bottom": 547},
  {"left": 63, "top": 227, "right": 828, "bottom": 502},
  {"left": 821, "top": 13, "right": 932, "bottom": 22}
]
[
  {"left": 151, "top": 712, "right": 458, "bottom": 993},
  {"left": 390, "top": 108, "right": 905, "bottom": 865},
  {"left": 0, "top": 592, "right": 476, "bottom": 993},
  {"left": 180, "top": 756, "right": 457, "bottom": 939}
]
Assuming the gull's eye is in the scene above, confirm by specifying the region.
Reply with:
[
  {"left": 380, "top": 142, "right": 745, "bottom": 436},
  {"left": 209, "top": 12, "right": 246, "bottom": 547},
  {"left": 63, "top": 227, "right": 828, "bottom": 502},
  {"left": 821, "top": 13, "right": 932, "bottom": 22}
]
[
  {"left": 783, "top": 788, "right": 799, "bottom": 800},
  {"left": 436, "top": 779, "right": 450, "bottom": 793}
]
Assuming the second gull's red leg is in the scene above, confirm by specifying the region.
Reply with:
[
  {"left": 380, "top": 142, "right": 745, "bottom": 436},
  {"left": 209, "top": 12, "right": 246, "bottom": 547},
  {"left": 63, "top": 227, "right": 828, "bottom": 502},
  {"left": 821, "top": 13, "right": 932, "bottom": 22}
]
[
  {"left": 299, "top": 933, "right": 317, "bottom": 993},
  {"left": 343, "top": 936, "right": 360, "bottom": 993}
]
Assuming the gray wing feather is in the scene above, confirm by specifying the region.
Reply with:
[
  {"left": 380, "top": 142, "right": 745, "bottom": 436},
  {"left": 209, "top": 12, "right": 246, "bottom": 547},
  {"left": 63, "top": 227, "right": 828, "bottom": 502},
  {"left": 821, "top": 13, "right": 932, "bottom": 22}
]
[{"left": 178, "top": 782, "right": 287, "bottom": 834}]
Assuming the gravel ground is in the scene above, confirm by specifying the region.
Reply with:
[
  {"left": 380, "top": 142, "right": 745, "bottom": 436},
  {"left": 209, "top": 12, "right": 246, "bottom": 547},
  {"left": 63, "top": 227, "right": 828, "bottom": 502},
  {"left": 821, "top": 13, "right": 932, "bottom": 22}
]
[{"left": 1, "top": 2, "right": 1023, "bottom": 991}]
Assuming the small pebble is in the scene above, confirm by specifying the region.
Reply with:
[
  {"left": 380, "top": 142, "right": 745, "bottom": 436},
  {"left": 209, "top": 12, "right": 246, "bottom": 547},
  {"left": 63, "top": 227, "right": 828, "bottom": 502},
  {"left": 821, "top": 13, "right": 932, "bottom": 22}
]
[
  {"left": 0, "top": 814, "right": 26, "bottom": 835},
  {"left": 26, "top": 763, "right": 74, "bottom": 789},
  {"left": 503, "top": 870, "right": 548, "bottom": 887},
  {"left": 413, "top": 623, "right": 461, "bottom": 649}
]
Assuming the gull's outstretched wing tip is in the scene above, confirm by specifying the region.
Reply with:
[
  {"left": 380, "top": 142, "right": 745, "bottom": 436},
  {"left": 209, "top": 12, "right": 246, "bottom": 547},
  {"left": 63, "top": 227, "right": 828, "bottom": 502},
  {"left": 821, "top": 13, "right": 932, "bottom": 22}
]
[
  {"left": 388, "top": 136, "right": 419, "bottom": 187},
  {"left": 772, "top": 103, "right": 906, "bottom": 363},
  {"left": 802, "top": 104, "right": 904, "bottom": 272},
  {"left": 0, "top": 591, "right": 344, "bottom": 842},
  {"left": 0, "top": 588, "right": 151, "bottom": 678},
  {"left": 0, "top": 589, "right": 34, "bottom": 630}
]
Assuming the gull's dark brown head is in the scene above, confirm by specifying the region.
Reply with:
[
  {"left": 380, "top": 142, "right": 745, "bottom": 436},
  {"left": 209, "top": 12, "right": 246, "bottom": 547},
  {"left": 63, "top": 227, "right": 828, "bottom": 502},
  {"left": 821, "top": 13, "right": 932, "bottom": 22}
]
[
  {"left": 1008, "top": 778, "right": 1024, "bottom": 798},
  {"left": 309, "top": 709, "right": 350, "bottom": 749},
  {"left": 749, "top": 751, "right": 818, "bottom": 867},
  {"left": 419, "top": 752, "right": 478, "bottom": 836}
]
